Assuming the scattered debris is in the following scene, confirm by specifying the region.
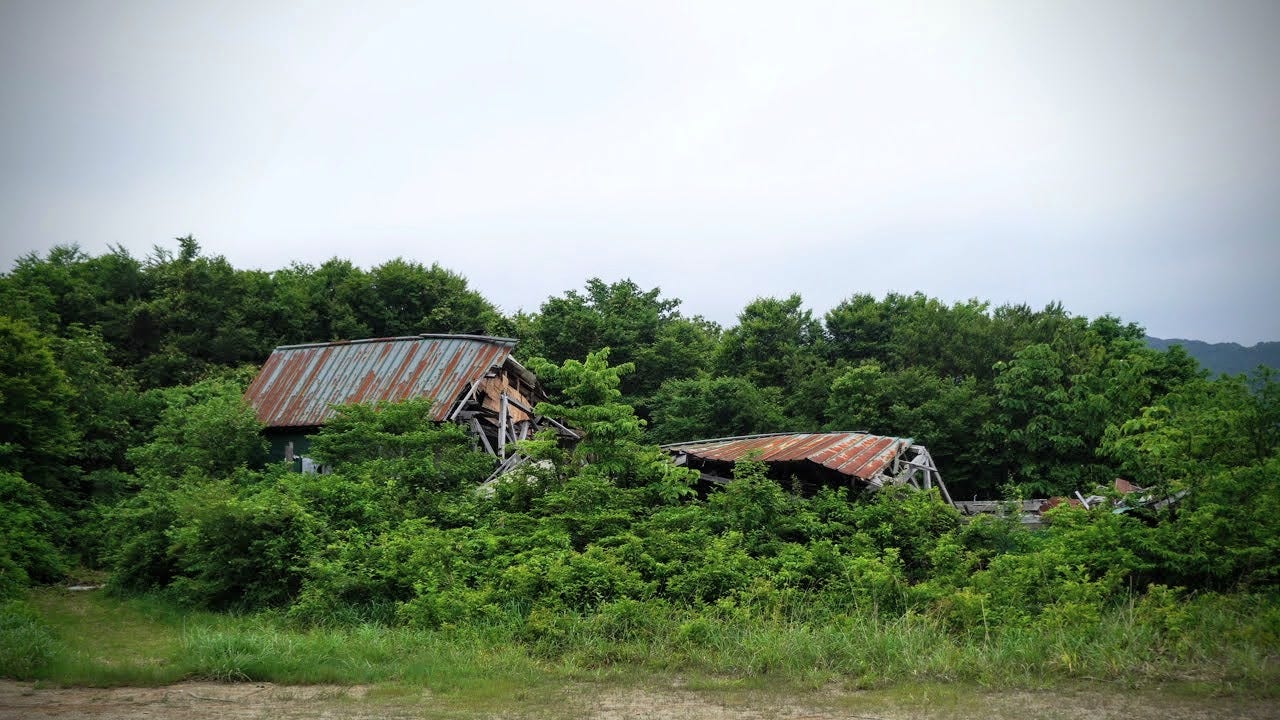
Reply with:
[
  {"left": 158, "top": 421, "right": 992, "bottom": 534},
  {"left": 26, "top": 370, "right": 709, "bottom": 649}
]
[{"left": 955, "top": 478, "right": 1188, "bottom": 527}]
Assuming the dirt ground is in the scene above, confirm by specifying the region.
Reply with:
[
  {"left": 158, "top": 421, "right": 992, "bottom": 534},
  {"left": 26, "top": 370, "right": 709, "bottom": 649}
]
[{"left": 2, "top": 679, "right": 1277, "bottom": 720}]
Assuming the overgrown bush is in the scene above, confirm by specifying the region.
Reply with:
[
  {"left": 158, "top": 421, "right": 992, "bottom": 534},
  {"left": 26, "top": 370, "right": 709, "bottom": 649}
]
[{"left": 0, "top": 472, "right": 66, "bottom": 601}]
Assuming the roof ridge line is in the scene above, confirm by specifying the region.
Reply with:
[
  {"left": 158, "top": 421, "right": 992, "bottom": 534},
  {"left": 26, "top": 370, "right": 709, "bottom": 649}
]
[
  {"left": 659, "top": 430, "right": 871, "bottom": 449},
  {"left": 273, "top": 334, "right": 518, "bottom": 351}
]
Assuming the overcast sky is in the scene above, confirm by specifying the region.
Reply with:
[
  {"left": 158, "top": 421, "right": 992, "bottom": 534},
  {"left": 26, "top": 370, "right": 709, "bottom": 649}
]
[{"left": 1, "top": 1, "right": 1277, "bottom": 344}]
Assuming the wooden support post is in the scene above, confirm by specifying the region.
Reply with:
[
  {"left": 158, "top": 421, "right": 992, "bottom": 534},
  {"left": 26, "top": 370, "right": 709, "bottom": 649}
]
[
  {"left": 936, "top": 472, "right": 955, "bottom": 506},
  {"left": 497, "top": 393, "right": 509, "bottom": 457},
  {"left": 469, "top": 416, "right": 495, "bottom": 456}
]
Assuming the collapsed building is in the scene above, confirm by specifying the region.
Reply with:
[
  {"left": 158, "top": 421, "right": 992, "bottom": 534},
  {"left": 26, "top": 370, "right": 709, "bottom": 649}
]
[
  {"left": 952, "top": 477, "right": 1186, "bottom": 527},
  {"left": 242, "top": 337, "right": 1170, "bottom": 524},
  {"left": 662, "top": 433, "right": 1179, "bottom": 521},
  {"left": 662, "top": 431, "right": 954, "bottom": 504},
  {"left": 244, "top": 334, "right": 574, "bottom": 471}
]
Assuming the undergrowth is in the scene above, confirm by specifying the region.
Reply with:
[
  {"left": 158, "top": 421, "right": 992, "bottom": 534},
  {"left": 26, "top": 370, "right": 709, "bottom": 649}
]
[{"left": 4, "top": 587, "right": 1275, "bottom": 694}]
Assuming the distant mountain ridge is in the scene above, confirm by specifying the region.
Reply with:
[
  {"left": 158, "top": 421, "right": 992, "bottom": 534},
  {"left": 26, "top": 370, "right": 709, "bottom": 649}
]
[{"left": 1146, "top": 336, "right": 1280, "bottom": 377}]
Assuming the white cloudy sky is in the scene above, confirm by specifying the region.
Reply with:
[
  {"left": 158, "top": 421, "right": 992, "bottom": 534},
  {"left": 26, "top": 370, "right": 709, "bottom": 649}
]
[{"left": 2, "top": 1, "right": 1277, "bottom": 343}]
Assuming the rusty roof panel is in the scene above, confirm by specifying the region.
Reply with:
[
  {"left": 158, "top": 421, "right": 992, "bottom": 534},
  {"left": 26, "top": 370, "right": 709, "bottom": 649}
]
[
  {"left": 245, "top": 335, "right": 518, "bottom": 428},
  {"left": 663, "top": 432, "right": 912, "bottom": 481}
]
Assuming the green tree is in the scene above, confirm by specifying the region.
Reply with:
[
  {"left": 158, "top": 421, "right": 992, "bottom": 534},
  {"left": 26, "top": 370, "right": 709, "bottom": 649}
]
[
  {"left": 527, "top": 349, "right": 697, "bottom": 498},
  {"left": 0, "top": 472, "right": 66, "bottom": 600},
  {"left": 985, "top": 342, "right": 1101, "bottom": 496},
  {"left": 268, "top": 259, "right": 372, "bottom": 342},
  {"left": 525, "top": 279, "right": 714, "bottom": 402},
  {"left": 49, "top": 328, "right": 151, "bottom": 482},
  {"left": 825, "top": 363, "right": 994, "bottom": 496},
  {"left": 648, "top": 376, "right": 789, "bottom": 444},
  {"left": 0, "top": 317, "right": 78, "bottom": 501},
  {"left": 353, "top": 258, "right": 504, "bottom": 337},
  {"left": 125, "top": 236, "right": 301, "bottom": 386},
  {"left": 716, "top": 294, "right": 824, "bottom": 389},
  {"left": 0, "top": 244, "right": 147, "bottom": 345},
  {"left": 127, "top": 375, "right": 267, "bottom": 480},
  {"left": 1151, "top": 456, "right": 1280, "bottom": 589},
  {"left": 824, "top": 293, "right": 892, "bottom": 364},
  {"left": 1102, "top": 371, "right": 1277, "bottom": 493},
  {"left": 883, "top": 295, "right": 999, "bottom": 379},
  {"left": 825, "top": 293, "right": 1003, "bottom": 380},
  {"left": 981, "top": 316, "right": 1201, "bottom": 497}
]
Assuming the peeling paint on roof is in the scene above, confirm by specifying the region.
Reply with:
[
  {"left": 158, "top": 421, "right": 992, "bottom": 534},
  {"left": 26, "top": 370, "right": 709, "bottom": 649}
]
[
  {"left": 245, "top": 334, "right": 518, "bottom": 428},
  {"left": 663, "top": 432, "right": 914, "bottom": 481}
]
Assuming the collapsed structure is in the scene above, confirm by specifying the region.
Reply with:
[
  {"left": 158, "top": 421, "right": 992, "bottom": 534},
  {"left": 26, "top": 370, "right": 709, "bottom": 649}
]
[
  {"left": 243, "top": 335, "right": 1174, "bottom": 521},
  {"left": 953, "top": 477, "right": 1186, "bottom": 527},
  {"left": 243, "top": 338, "right": 953, "bottom": 501},
  {"left": 663, "top": 432, "right": 953, "bottom": 504},
  {"left": 244, "top": 334, "right": 574, "bottom": 470}
]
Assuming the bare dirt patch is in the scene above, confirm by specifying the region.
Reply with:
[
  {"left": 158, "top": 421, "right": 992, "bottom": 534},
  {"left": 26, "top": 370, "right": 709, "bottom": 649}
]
[
  {"left": 0, "top": 681, "right": 395, "bottom": 720},
  {"left": 2, "top": 679, "right": 1277, "bottom": 720}
]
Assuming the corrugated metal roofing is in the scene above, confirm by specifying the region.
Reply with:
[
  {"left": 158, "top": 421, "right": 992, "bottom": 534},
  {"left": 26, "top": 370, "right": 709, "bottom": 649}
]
[
  {"left": 663, "top": 432, "right": 913, "bottom": 481},
  {"left": 245, "top": 334, "right": 517, "bottom": 428}
]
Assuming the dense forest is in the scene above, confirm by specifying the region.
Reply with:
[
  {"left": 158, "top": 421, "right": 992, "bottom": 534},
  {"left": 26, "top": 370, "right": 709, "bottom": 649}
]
[{"left": 2, "top": 238, "right": 1278, "bottom": 686}]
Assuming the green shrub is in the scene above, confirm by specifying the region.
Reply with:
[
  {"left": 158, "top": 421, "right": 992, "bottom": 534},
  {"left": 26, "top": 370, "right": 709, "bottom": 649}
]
[
  {"left": 126, "top": 376, "right": 266, "bottom": 479},
  {"left": 1154, "top": 457, "right": 1280, "bottom": 589},
  {"left": 589, "top": 597, "right": 671, "bottom": 643},
  {"left": 666, "top": 533, "right": 757, "bottom": 603},
  {"left": 166, "top": 480, "right": 322, "bottom": 609},
  {"left": 102, "top": 473, "right": 185, "bottom": 593},
  {"left": 0, "top": 471, "right": 67, "bottom": 599},
  {"left": 546, "top": 546, "right": 649, "bottom": 609}
]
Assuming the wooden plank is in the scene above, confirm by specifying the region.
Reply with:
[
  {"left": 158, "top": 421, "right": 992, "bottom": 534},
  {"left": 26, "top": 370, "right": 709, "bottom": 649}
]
[
  {"left": 497, "top": 393, "right": 509, "bottom": 456},
  {"left": 447, "top": 380, "right": 482, "bottom": 421},
  {"left": 936, "top": 472, "right": 955, "bottom": 506},
  {"left": 480, "top": 373, "right": 534, "bottom": 424},
  {"left": 482, "top": 451, "right": 527, "bottom": 485},
  {"left": 469, "top": 416, "right": 495, "bottom": 456},
  {"left": 535, "top": 414, "right": 580, "bottom": 439},
  {"left": 505, "top": 394, "right": 537, "bottom": 414}
]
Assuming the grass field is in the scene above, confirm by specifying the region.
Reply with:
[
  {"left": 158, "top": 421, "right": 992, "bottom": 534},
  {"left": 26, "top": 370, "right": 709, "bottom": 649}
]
[{"left": 2, "top": 586, "right": 1276, "bottom": 701}]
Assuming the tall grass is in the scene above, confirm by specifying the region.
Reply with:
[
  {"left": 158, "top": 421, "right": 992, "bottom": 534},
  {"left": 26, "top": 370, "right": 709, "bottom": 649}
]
[
  {"left": 0, "top": 600, "right": 58, "bottom": 678},
  {"left": 4, "top": 588, "right": 1276, "bottom": 695}
]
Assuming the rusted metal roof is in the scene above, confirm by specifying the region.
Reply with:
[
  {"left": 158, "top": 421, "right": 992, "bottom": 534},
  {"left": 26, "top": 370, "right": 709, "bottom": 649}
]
[
  {"left": 245, "top": 334, "right": 517, "bottom": 428},
  {"left": 1114, "top": 478, "right": 1143, "bottom": 494},
  {"left": 663, "top": 432, "right": 914, "bottom": 481}
]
